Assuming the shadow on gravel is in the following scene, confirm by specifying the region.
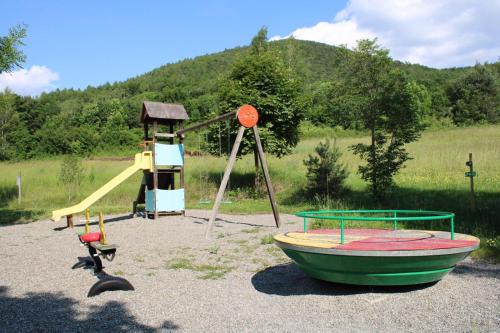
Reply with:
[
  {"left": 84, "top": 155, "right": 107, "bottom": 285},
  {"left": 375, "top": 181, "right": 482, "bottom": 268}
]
[
  {"left": 251, "top": 263, "right": 437, "bottom": 296},
  {"left": 451, "top": 263, "right": 500, "bottom": 278},
  {"left": 0, "top": 185, "right": 42, "bottom": 226},
  {"left": 188, "top": 214, "right": 276, "bottom": 229},
  {"left": 54, "top": 214, "right": 137, "bottom": 231},
  {"left": 0, "top": 208, "right": 39, "bottom": 226},
  {"left": 0, "top": 286, "right": 179, "bottom": 332}
]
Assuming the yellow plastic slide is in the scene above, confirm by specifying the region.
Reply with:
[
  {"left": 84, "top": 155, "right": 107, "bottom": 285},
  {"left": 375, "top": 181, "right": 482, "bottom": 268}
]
[{"left": 51, "top": 152, "right": 152, "bottom": 222}]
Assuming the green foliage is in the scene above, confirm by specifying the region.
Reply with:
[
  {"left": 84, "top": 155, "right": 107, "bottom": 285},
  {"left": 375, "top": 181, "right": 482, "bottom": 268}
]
[
  {"left": 471, "top": 236, "right": 500, "bottom": 262},
  {"left": 1, "top": 125, "right": 500, "bottom": 246},
  {"left": 448, "top": 64, "right": 500, "bottom": 125},
  {"left": 208, "top": 27, "right": 307, "bottom": 158},
  {"left": 0, "top": 24, "right": 27, "bottom": 73},
  {"left": 303, "top": 139, "right": 348, "bottom": 198},
  {"left": 260, "top": 234, "right": 274, "bottom": 245},
  {"left": 165, "top": 257, "right": 233, "bottom": 279},
  {"left": 0, "top": 38, "right": 495, "bottom": 161},
  {"left": 59, "top": 155, "right": 85, "bottom": 202},
  {"left": 0, "top": 90, "right": 30, "bottom": 160},
  {"left": 336, "top": 40, "right": 429, "bottom": 198}
]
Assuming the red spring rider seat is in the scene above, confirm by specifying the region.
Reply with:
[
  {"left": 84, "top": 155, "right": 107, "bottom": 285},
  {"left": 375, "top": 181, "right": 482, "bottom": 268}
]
[{"left": 81, "top": 232, "right": 101, "bottom": 243}]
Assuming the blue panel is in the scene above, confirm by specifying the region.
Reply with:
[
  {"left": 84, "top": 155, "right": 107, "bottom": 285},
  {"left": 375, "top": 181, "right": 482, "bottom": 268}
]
[
  {"left": 145, "top": 190, "right": 155, "bottom": 211},
  {"left": 156, "top": 189, "right": 185, "bottom": 211},
  {"left": 155, "top": 144, "right": 184, "bottom": 166},
  {"left": 145, "top": 189, "right": 185, "bottom": 212}
]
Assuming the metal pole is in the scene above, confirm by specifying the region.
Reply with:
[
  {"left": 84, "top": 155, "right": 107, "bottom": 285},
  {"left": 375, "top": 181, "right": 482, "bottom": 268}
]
[
  {"left": 340, "top": 218, "right": 345, "bottom": 244},
  {"left": 451, "top": 216, "right": 455, "bottom": 240},
  {"left": 303, "top": 218, "right": 307, "bottom": 233},
  {"left": 393, "top": 211, "right": 397, "bottom": 230}
]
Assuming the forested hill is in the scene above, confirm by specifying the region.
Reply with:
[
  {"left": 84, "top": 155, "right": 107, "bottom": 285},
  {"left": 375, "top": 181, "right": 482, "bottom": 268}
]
[
  {"left": 45, "top": 39, "right": 472, "bottom": 121},
  {"left": 0, "top": 39, "right": 498, "bottom": 160}
]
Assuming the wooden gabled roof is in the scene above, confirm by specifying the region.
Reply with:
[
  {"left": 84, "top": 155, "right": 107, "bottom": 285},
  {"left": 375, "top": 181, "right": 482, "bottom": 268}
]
[{"left": 140, "top": 101, "right": 189, "bottom": 124}]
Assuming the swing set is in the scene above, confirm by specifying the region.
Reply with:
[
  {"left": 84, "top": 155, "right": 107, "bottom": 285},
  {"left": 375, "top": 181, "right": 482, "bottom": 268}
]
[
  {"left": 177, "top": 104, "right": 281, "bottom": 238},
  {"left": 197, "top": 120, "right": 233, "bottom": 204}
]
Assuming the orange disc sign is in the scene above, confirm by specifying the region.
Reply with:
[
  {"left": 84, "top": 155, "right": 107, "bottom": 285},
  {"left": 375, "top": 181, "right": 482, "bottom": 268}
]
[{"left": 237, "top": 104, "right": 259, "bottom": 128}]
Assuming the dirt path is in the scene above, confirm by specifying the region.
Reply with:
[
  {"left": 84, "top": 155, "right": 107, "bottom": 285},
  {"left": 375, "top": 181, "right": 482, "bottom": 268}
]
[{"left": 0, "top": 211, "right": 498, "bottom": 332}]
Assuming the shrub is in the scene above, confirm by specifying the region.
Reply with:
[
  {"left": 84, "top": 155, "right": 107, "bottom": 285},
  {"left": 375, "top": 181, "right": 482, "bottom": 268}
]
[
  {"left": 59, "top": 155, "right": 85, "bottom": 202},
  {"left": 303, "top": 139, "right": 348, "bottom": 198}
]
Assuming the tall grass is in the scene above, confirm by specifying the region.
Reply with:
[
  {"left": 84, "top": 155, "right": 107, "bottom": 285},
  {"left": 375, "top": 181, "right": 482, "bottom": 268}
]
[{"left": 0, "top": 124, "right": 499, "bottom": 239}]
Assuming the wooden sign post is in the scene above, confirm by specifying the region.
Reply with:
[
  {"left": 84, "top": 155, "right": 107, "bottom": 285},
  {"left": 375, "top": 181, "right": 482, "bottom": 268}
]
[
  {"left": 465, "top": 153, "right": 476, "bottom": 212},
  {"left": 16, "top": 172, "right": 21, "bottom": 204}
]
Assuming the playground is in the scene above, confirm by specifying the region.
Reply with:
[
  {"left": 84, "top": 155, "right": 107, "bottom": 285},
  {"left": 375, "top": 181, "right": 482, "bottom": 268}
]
[
  {"left": 0, "top": 103, "right": 498, "bottom": 332},
  {"left": 0, "top": 211, "right": 498, "bottom": 332},
  {"left": 1, "top": 5, "right": 499, "bottom": 331}
]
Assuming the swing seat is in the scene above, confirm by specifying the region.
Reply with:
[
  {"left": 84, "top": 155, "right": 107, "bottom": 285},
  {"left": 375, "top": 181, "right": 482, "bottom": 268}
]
[{"left": 81, "top": 232, "right": 101, "bottom": 243}]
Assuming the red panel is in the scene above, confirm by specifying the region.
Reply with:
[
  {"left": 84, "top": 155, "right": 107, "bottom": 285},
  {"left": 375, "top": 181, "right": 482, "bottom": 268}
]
[{"left": 338, "top": 237, "right": 479, "bottom": 251}]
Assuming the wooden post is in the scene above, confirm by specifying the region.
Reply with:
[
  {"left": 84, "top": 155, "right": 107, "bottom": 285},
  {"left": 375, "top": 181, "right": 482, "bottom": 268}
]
[
  {"left": 467, "top": 153, "right": 476, "bottom": 212},
  {"left": 205, "top": 126, "right": 246, "bottom": 239},
  {"left": 16, "top": 172, "right": 21, "bottom": 204},
  {"left": 254, "top": 147, "right": 260, "bottom": 192},
  {"left": 179, "top": 122, "right": 185, "bottom": 217},
  {"left": 66, "top": 214, "right": 74, "bottom": 228},
  {"left": 169, "top": 122, "right": 174, "bottom": 144},
  {"left": 153, "top": 121, "right": 158, "bottom": 219},
  {"left": 144, "top": 123, "right": 149, "bottom": 141},
  {"left": 252, "top": 126, "right": 281, "bottom": 228}
]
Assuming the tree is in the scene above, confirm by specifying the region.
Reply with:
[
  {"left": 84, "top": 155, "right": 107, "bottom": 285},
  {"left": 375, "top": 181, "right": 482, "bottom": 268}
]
[
  {"left": 335, "top": 40, "right": 429, "bottom": 198},
  {"left": 303, "top": 139, "right": 348, "bottom": 198},
  {"left": 0, "top": 24, "right": 27, "bottom": 73},
  {"left": 210, "top": 27, "right": 307, "bottom": 159},
  {"left": 0, "top": 89, "right": 31, "bottom": 160},
  {"left": 102, "top": 99, "right": 137, "bottom": 147},
  {"left": 59, "top": 155, "right": 85, "bottom": 202},
  {"left": 209, "top": 27, "right": 308, "bottom": 191},
  {"left": 448, "top": 63, "right": 500, "bottom": 125}
]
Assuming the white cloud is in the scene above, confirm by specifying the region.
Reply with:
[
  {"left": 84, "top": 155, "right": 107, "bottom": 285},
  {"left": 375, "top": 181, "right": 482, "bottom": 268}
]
[
  {"left": 0, "top": 65, "right": 59, "bottom": 96},
  {"left": 271, "top": 0, "right": 500, "bottom": 68}
]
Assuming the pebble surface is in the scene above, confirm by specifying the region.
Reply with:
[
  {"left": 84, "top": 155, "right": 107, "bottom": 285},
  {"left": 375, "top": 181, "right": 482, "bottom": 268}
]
[{"left": 0, "top": 210, "right": 498, "bottom": 332}]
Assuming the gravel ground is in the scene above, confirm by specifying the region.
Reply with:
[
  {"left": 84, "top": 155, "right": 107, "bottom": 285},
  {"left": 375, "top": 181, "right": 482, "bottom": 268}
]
[{"left": 0, "top": 210, "right": 498, "bottom": 333}]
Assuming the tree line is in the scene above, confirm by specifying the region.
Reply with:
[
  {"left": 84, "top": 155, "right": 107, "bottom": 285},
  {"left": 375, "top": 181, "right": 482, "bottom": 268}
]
[{"left": 0, "top": 26, "right": 499, "bottom": 162}]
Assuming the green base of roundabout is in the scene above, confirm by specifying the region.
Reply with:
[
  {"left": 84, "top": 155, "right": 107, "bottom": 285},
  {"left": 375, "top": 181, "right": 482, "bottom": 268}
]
[{"left": 281, "top": 248, "right": 469, "bottom": 286}]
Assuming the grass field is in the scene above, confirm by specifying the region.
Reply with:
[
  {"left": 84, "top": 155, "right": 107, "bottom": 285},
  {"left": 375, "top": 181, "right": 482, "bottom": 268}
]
[{"left": 1, "top": 124, "right": 499, "bottom": 256}]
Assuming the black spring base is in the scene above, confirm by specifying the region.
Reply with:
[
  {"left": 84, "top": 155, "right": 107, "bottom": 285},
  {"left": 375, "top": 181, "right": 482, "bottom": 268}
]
[
  {"left": 72, "top": 239, "right": 135, "bottom": 297},
  {"left": 87, "top": 275, "right": 135, "bottom": 297}
]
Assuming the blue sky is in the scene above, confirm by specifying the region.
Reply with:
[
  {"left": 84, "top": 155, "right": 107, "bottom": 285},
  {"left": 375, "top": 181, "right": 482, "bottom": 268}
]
[{"left": 1, "top": 0, "right": 499, "bottom": 96}]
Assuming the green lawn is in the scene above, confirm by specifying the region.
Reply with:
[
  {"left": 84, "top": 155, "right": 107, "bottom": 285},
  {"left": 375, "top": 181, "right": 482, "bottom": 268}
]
[{"left": 1, "top": 125, "right": 499, "bottom": 245}]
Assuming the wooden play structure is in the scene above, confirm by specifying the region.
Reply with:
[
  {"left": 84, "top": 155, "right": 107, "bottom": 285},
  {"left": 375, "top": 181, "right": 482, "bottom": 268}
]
[
  {"left": 51, "top": 101, "right": 280, "bottom": 296},
  {"left": 52, "top": 102, "right": 280, "bottom": 237},
  {"left": 133, "top": 102, "right": 188, "bottom": 219}
]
